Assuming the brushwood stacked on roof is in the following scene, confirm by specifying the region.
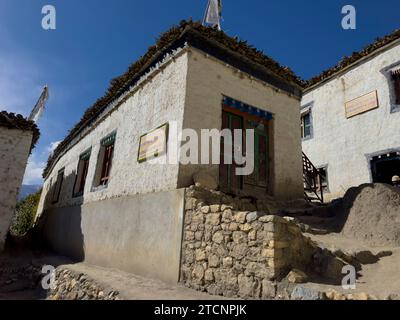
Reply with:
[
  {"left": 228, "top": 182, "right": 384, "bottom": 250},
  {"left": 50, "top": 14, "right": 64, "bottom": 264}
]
[
  {"left": 0, "top": 111, "right": 40, "bottom": 151},
  {"left": 306, "top": 28, "right": 400, "bottom": 88}
]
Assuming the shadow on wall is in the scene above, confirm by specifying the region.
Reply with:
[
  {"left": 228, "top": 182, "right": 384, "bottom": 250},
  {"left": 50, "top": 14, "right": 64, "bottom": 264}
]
[{"left": 32, "top": 172, "right": 86, "bottom": 262}]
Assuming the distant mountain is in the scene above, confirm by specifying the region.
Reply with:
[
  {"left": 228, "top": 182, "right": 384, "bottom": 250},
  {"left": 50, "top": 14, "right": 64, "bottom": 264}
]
[{"left": 18, "top": 184, "right": 42, "bottom": 200}]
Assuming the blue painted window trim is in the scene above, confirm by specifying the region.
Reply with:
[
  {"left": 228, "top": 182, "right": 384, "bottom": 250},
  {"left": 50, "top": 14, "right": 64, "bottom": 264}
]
[{"left": 222, "top": 96, "right": 273, "bottom": 121}]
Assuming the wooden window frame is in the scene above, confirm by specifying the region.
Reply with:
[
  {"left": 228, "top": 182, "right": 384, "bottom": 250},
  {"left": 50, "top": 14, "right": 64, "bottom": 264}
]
[
  {"left": 301, "top": 111, "right": 312, "bottom": 140},
  {"left": 99, "top": 143, "right": 114, "bottom": 186},
  {"left": 91, "top": 132, "right": 117, "bottom": 189},
  {"left": 392, "top": 71, "right": 400, "bottom": 105},
  {"left": 78, "top": 158, "right": 90, "bottom": 193},
  {"left": 73, "top": 151, "right": 91, "bottom": 197},
  {"left": 52, "top": 168, "right": 64, "bottom": 204}
]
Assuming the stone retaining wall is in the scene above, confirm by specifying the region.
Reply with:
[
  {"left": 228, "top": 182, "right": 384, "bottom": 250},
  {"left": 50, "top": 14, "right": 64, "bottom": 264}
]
[
  {"left": 47, "top": 268, "right": 120, "bottom": 300},
  {"left": 180, "top": 186, "right": 318, "bottom": 299}
]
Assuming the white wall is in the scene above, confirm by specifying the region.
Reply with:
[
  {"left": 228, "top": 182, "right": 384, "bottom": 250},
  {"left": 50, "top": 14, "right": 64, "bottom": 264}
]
[
  {"left": 180, "top": 48, "right": 304, "bottom": 200},
  {"left": 302, "top": 42, "right": 400, "bottom": 200},
  {"left": 37, "top": 51, "right": 189, "bottom": 215},
  {"left": 38, "top": 45, "right": 305, "bottom": 217},
  {"left": 41, "top": 189, "right": 185, "bottom": 284},
  {"left": 0, "top": 127, "right": 33, "bottom": 251}
]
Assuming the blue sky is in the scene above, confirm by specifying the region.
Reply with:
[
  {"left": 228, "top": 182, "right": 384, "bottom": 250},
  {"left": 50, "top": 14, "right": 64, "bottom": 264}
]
[{"left": 0, "top": 0, "right": 399, "bottom": 185}]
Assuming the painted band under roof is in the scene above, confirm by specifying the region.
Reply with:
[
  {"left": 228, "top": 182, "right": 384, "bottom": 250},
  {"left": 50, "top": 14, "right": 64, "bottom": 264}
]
[{"left": 223, "top": 96, "right": 273, "bottom": 121}]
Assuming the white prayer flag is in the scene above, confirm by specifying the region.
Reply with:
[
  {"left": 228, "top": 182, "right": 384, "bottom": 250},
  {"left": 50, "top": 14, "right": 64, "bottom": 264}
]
[
  {"left": 28, "top": 85, "right": 49, "bottom": 123},
  {"left": 204, "top": 0, "right": 222, "bottom": 30}
]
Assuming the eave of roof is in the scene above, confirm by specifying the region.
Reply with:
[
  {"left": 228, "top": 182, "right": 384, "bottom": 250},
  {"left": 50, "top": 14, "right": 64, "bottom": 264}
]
[
  {"left": 0, "top": 111, "right": 40, "bottom": 152},
  {"left": 43, "top": 20, "right": 304, "bottom": 178}
]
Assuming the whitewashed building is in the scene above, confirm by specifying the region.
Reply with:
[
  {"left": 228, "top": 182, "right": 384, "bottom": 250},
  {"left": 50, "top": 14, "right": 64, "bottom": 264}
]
[
  {"left": 0, "top": 111, "right": 39, "bottom": 252},
  {"left": 302, "top": 29, "right": 400, "bottom": 201},
  {"left": 36, "top": 21, "right": 304, "bottom": 283}
]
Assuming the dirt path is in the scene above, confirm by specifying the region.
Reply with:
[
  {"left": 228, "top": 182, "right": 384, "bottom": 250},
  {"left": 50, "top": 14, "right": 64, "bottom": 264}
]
[
  {"left": 305, "top": 233, "right": 400, "bottom": 299},
  {"left": 0, "top": 252, "right": 226, "bottom": 300},
  {"left": 62, "top": 262, "right": 227, "bottom": 300}
]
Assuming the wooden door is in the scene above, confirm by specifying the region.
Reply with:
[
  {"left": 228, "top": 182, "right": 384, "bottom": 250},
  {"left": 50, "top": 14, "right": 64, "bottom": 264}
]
[
  {"left": 219, "top": 111, "right": 243, "bottom": 193},
  {"left": 244, "top": 119, "right": 269, "bottom": 188}
]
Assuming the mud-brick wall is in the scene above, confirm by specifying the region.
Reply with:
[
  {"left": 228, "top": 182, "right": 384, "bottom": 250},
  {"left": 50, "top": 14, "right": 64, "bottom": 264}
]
[
  {"left": 0, "top": 127, "right": 33, "bottom": 252},
  {"left": 180, "top": 186, "right": 317, "bottom": 299}
]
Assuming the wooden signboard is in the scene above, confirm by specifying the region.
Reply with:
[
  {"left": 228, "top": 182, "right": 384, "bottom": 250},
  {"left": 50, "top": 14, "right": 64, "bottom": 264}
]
[
  {"left": 345, "top": 91, "right": 379, "bottom": 119},
  {"left": 137, "top": 123, "right": 169, "bottom": 163}
]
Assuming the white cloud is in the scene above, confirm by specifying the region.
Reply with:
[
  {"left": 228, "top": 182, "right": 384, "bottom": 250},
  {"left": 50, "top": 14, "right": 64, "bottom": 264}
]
[
  {"left": 47, "top": 140, "right": 61, "bottom": 155},
  {"left": 23, "top": 155, "right": 45, "bottom": 185},
  {"left": 23, "top": 140, "right": 61, "bottom": 185}
]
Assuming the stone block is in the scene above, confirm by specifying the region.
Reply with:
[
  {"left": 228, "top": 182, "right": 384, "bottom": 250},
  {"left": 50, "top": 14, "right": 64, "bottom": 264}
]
[
  {"left": 208, "top": 255, "right": 220, "bottom": 268},
  {"left": 239, "top": 223, "right": 253, "bottom": 232},
  {"left": 195, "top": 249, "right": 206, "bottom": 261},
  {"left": 185, "top": 231, "right": 195, "bottom": 241},
  {"left": 259, "top": 215, "right": 287, "bottom": 224},
  {"left": 222, "top": 256, "right": 233, "bottom": 268},
  {"left": 238, "top": 274, "right": 260, "bottom": 298},
  {"left": 212, "top": 231, "right": 224, "bottom": 244},
  {"left": 248, "top": 230, "right": 257, "bottom": 241},
  {"left": 192, "top": 265, "right": 205, "bottom": 281},
  {"left": 195, "top": 231, "right": 203, "bottom": 241},
  {"left": 231, "top": 243, "right": 249, "bottom": 259},
  {"left": 192, "top": 213, "right": 204, "bottom": 224},
  {"left": 291, "top": 286, "right": 324, "bottom": 300},
  {"left": 233, "top": 231, "right": 248, "bottom": 244},
  {"left": 204, "top": 269, "right": 214, "bottom": 281},
  {"left": 210, "top": 204, "right": 221, "bottom": 213},
  {"left": 228, "top": 222, "right": 239, "bottom": 231},
  {"left": 221, "top": 204, "right": 233, "bottom": 211},
  {"left": 206, "top": 213, "right": 221, "bottom": 225},
  {"left": 287, "top": 269, "right": 308, "bottom": 284},
  {"left": 207, "top": 284, "right": 223, "bottom": 296},
  {"left": 246, "top": 211, "right": 266, "bottom": 223},
  {"left": 245, "top": 262, "right": 271, "bottom": 278},
  {"left": 201, "top": 206, "right": 210, "bottom": 214},
  {"left": 261, "top": 280, "right": 277, "bottom": 299},
  {"left": 185, "top": 198, "right": 197, "bottom": 210},
  {"left": 261, "top": 248, "right": 275, "bottom": 258},
  {"left": 222, "top": 209, "right": 233, "bottom": 222},
  {"left": 234, "top": 211, "right": 248, "bottom": 224}
]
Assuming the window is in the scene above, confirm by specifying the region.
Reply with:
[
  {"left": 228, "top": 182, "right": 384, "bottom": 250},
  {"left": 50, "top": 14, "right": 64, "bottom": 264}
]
[
  {"left": 73, "top": 149, "right": 91, "bottom": 197},
  {"left": 318, "top": 166, "right": 329, "bottom": 192},
  {"left": 93, "top": 132, "right": 116, "bottom": 188},
  {"left": 301, "top": 112, "right": 312, "bottom": 139},
  {"left": 100, "top": 144, "right": 114, "bottom": 186},
  {"left": 52, "top": 168, "right": 64, "bottom": 203},
  {"left": 391, "top": 69, "right": 400, "bottom": 105},
  {"left": 370, "top": 152, "right": 400, "bottom": 185}
]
